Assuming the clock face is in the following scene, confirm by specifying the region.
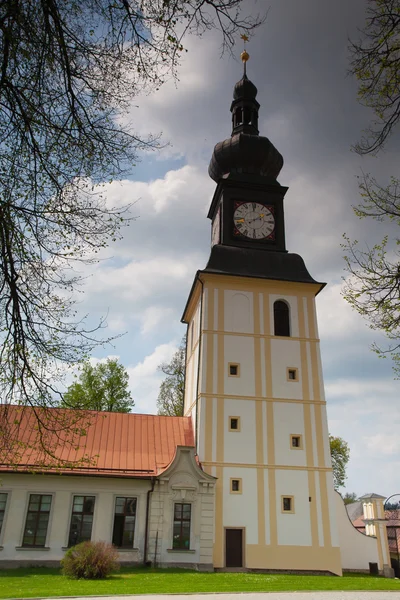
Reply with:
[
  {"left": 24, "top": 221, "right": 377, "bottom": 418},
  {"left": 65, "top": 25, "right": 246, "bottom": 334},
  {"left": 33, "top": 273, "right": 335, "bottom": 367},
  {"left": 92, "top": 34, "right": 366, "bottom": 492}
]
[
  {"left": 211, "top": 208, "right": 220, "bottom": 246},
  {"left": 233, "top": 202, "right": 275, "bottom": 240}
]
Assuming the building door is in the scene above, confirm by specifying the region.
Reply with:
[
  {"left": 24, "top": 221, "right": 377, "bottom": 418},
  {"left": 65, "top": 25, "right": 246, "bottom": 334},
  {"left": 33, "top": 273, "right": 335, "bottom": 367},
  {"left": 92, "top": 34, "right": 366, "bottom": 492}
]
[{"left": 225, "top": 528, "right": 243, "bottom": 567}]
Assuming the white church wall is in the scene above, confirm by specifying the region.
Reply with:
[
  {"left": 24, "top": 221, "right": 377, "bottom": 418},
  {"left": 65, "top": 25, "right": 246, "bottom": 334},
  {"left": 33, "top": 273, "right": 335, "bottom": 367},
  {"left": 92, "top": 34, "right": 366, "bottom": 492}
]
[
  {"left": 335, "top": 492, "right": 379, "bottom": 571},
  {"left": 273, "top": 403, "right": 306, "bottom": 467},
  {"left": 275, "top": 469, "right": 312, "bottom": 546},
  {"left": 270, "top": 338, "right": 302, "bottom": 400},
  {"left": 223, "top": 398, "right": 256, "bottom": 464},
  {"left": 222, "top": 467, "right": 258, "bottom": 544},
  {"left": 224, "top": 290, "right": 254, "bottom": 334},
  {"left": 223, "top": 335, "right": 255, "bottom": 397}
]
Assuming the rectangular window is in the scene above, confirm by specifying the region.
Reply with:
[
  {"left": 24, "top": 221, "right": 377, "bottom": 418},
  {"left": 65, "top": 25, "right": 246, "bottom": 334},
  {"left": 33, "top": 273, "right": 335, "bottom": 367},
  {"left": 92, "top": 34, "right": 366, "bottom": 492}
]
[
  {"left": 282, "top": 496, "right": 294, "bottom": 513},
  {"left": 229, "top": 417, "right": 240, "bottom": 431},
  {"left": 228, "top": 363, "right": 240, "bottom": 377},
  {"left": 68, "top": 496, "right": 95, "bottom": 547},
  {"left": 22, "top": 494, "right": 52, "bottom": 547},
  {"left": 290, "top": 434, "right": 302, "bottom": 449},
  {"left": 0, "top": 493, "right": 7, "bottom": 536},
  {"left": 173, "top": 503, "right": 191, "bottom": 550},
  {"left": 287, "top": 367, "right": 298, "bottom": 381},
  {"left": 112, "top": 497, "right": 137, "bottom": 548},
  {"left": 230, "top": 478, "right": 242, "bottom": 494}
]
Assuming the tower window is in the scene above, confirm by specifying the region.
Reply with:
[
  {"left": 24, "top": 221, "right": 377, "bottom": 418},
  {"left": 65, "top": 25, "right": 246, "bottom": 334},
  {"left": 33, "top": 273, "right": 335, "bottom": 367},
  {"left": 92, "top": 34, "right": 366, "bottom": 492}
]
[
  {"left": 230, "top": 479, "right": 242, "bottom": 494},
  {"left": 290, "top": 434, "right": 302, "bottom": 449},
  {"left": 282, "top": 496, "right": 294, "bottom": 513},
  {"left": 274, "top": 300, "right": 290, "bottom": 337},
  {"left": 287, "top": 368, "right": 298, "bottom": 382},
  {"left": 229, "top": 417, "right": 240, "bottom": 432},
  {"left": 228, "top": 363, "right": 240, "bottom": 377}
]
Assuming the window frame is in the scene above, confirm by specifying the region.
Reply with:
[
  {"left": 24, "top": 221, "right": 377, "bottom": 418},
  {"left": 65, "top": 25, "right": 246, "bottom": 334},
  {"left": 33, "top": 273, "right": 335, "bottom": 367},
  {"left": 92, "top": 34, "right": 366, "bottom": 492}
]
[
  {"left": 228, "top": 363, "right": 240, "bottom": 377},
  {"left": 172, "top": 502, "right": 192, "bottom": 550},
  {"left": 290, "top": 434, "right": 303, "bottom": 449},
  {"left": 281, "top": 495, "right": 295, "bottom": 513},
  {"left": 67, "top": 495, "right": 96, "bottom": 548},
  {"left": 0, "top": 492, "right": 9, "bottom": 543},
  {"left": 230, "top": 478, "right": 242, "bottom": 494},
  {"left": 112, "top": 496, "right": 137, "bottom": 549},
  {"left": 22, "top": 493, "right": 53, "bottom": 548},
  {"left": 273, "top": 299, "right": 291, "bottom": 337},
  {"left": 287, "top": 367, "right": 299, "bottom": 382},
  {"left": 229, "top": 416, "right": 241, "bottom": 432}
]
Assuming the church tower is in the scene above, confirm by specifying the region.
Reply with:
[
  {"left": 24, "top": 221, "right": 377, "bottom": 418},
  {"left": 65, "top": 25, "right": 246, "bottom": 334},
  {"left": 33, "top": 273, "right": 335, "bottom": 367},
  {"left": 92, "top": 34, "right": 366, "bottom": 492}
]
[{"left": 182, "top": 51, "right": 342, "bottom": 575}]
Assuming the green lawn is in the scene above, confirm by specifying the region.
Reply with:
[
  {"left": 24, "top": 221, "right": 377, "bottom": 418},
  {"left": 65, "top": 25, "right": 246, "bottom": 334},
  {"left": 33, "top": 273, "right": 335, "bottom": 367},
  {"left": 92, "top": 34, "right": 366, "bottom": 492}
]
[{"left": 0, "top": 568, "right": 399, "bottom": 598}]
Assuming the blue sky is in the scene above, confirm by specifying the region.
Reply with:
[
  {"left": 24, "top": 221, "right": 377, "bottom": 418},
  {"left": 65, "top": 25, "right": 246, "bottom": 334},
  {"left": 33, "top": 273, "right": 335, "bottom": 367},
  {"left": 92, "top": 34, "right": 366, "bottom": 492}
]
[{"left": 72, "top": 0, "right": 400, "bottom": 499}]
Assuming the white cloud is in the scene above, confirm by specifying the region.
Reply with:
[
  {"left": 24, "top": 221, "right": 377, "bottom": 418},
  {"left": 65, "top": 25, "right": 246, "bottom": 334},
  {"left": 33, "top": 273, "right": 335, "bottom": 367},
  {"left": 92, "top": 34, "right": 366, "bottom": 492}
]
[{"left": 127, "top": 342, "right": 179, "bottom": 414}]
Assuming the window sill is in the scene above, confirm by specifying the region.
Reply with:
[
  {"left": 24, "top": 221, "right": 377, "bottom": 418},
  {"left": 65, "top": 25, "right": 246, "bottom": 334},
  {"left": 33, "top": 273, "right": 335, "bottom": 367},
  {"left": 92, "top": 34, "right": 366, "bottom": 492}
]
[
  {"left": 15, "top": 546, "right": 50, "bottom": 551},
  {"left": 117, "top": 548, "right": 140, "bottom": 553},
  {"left": 167, "top": 548, "right": 195, "bottom": 554}
]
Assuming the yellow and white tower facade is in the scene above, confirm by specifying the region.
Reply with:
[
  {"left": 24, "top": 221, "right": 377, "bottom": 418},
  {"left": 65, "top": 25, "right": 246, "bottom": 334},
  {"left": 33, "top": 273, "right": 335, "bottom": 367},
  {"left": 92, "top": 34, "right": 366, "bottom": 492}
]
[{"left": 182, "top": 55, "right": 342, "bottom": 575}]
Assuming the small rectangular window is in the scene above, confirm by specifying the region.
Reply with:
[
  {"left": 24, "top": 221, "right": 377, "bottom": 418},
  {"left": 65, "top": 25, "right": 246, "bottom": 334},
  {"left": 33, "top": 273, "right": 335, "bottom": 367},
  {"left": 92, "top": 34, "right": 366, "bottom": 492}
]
[
  {"left": 0, "top": 493, "right": 7, "bottom": 536},
  {"left": 22, "top": 494, "right": 52, "bottom": 547},
  {"left": 287, "top": 367, "right": 298, "bottom": 381},
  {"left": 229, "top": 417, "right": 240, "bottom": 431},
  {"left": 112, "top": 497, "right": 137, "bottom": 548},
  {"left": 228, "top": 363, "right": 240, "bottom": 377},
  {"left": 173, "top": 503, "right": 191, "bottom": 550},
  {"left": 230, "top": 478, "right": 242, "bottom": 494},
  {"left": 290, "top": 434, "right": 302, "bottom": 449},
  {"left": 68, "top": 495, "right": 95, "bottom": 547},
  {"left": 282, "top": 496, "right": 294, "bottom": 513}
]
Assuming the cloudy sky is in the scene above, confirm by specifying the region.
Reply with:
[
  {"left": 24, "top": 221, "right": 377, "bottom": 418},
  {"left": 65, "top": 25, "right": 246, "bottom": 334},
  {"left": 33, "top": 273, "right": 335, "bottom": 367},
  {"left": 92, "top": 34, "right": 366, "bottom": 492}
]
[{"left": 76, "top": 0, "right": 400, "bottom": 499}]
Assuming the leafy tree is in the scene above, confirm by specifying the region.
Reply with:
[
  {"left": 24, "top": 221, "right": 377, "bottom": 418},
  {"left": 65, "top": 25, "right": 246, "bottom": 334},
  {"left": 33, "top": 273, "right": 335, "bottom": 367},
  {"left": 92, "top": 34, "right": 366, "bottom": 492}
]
[
  {"left": 329, "top": 435, "right": 350, "bottom": 490},
  {"left": 344, "top": 0, "right": 400, "bottom": 373},
  {"left": 62, "top": 359, "right": 133, "bottom": 413},
  {"left": 157, "top": 337, "right": 186, "bottom": 416},
  {"left": 0, "top": 0, "right": 263, "bottom": 455},
  {"left": 343, "top": 492, "right": 358, "bottom": 505}
]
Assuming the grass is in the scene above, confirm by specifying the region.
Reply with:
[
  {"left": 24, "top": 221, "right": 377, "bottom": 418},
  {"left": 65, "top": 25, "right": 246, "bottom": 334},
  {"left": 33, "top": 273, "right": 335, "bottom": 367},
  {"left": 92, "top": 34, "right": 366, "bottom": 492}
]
[{"left": 0, "top": 567, "right": 399, "bottom": 598}]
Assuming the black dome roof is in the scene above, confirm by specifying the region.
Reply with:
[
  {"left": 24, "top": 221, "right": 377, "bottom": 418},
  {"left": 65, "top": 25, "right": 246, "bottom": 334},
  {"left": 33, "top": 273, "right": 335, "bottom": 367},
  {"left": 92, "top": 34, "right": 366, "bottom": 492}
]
[
  {"left": 208, "top": 70, "right": 283, "bottom": 183},
  {"left": 233, "top": 74, "right": 257, "bottom": 100}
]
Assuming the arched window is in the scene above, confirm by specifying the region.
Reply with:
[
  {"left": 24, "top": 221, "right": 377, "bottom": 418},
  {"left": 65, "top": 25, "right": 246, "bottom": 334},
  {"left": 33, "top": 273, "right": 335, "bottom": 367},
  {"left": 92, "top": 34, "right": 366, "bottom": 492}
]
[{"left": 274, "top": 300, "right": 290, "bottom": 337}]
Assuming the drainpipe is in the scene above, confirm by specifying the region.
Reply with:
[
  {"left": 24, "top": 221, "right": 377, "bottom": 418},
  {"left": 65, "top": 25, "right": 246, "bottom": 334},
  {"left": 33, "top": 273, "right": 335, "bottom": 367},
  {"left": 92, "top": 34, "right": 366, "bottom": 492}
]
[{"left": 143, "top": 477, "right": 155, "bottom": 566}]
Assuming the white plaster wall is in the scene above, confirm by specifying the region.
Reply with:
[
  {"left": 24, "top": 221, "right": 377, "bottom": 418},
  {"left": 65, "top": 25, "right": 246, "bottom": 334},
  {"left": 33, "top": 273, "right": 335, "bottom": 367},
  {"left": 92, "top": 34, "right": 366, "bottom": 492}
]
[
  {"left": 269, "top": 294, "right": 299, "bottom": 338},
  {"left": 270, "top": 339, "right": 302, "bottom": 400},
  {"left": 224, "top": 290, "right": 254, "bottom": 334},
  {"left": 223, "top": 399, "right": 256, "bottom": 464},
  {"left": 335, "top": 492, "right": 379, "bottom": 570},
  {"left": 273, "top": 403, "right": 306, "bottom": 467},
  {"left": 325, "top": 471, "right": 339, "bottom": 547},
  {"left": 224, "top": 335, "right": 255, "bottom": 397},
  {"left": 0, "top": 474, "right": 149, "bottom": 563},
  {"left": 320, "top": 406, "right": 332, "bottom": 468},
  {"left": 275, "top": 469, "right": 312, "bottom": 546},
  {"left": 222, "top": 467, "right": 258, "bottom": 544},
  {"left": 263, "top": 469, "right": 271, "bottom": 545},
  {"left": 197, "top": 396, "right": 207, "bottom": 462}
]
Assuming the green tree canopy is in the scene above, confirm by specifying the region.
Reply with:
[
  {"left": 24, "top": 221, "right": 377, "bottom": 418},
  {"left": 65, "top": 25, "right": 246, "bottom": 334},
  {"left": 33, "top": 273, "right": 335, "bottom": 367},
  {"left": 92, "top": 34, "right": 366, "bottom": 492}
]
[
  {"left": 157, "top": 337, "right": 185, "bottom": 417},
  {"left": 343, "top": 492, "right": 358, "bottom": 505},
  {"left": 329, "top": 435, "right": 350, "bottom": 490},
  {"left": 62, "top": 359, "right": 133, "bottom": 413}
]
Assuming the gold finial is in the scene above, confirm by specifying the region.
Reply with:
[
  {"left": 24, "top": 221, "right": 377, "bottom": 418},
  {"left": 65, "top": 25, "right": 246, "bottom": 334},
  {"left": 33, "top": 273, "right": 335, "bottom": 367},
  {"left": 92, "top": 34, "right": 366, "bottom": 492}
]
[{"left": 240, "top": 34, "right": 250, "bottom": 71}]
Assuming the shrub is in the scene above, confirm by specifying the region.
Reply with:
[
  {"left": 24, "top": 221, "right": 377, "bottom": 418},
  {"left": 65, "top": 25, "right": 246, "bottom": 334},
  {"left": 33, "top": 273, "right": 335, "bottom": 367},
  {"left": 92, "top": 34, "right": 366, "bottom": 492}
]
[{"left": 61, "top": 541, "right": 120, "bottom": 579}]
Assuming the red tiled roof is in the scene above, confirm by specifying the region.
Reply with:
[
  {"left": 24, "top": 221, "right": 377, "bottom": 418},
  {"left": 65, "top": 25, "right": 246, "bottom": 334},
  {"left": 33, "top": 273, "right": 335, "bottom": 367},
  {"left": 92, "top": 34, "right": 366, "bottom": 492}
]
[{"left": 0, "top": 406, "right": 194, "bottom": 477}]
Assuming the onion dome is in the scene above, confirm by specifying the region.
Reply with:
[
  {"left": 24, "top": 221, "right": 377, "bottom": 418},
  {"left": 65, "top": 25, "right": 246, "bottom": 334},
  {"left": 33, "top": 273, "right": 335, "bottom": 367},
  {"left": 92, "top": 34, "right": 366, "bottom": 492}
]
[{"left": 208, "top": 52, "right": 283, "bottom": 183}]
